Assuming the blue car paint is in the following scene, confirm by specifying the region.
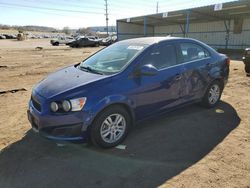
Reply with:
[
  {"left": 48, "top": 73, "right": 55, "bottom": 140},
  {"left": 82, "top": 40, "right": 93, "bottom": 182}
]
[{"left": 28, "top": 37, "right": 229, "bottom": 142}]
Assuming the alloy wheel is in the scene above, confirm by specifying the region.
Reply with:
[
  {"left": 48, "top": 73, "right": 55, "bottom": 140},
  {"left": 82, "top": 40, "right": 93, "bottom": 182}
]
[
  {"left": 100, "top": 114, "right": 126, "bottom": 143},
  {"left": 208, "top": 84, "right": 220, "bottom": 105}
]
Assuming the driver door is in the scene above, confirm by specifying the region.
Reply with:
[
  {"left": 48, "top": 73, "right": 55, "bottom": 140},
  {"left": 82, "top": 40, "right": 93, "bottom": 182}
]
[{"left": 131, "top": 42, "right": 185, "bottom": 120}]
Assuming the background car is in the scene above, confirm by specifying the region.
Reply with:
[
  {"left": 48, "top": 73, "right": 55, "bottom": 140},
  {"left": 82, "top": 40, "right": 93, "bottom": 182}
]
[
  {"left": 87, "top": 36, "right": 102, "bottom": 43},
  {"left": 67, "top": 36, "right": 100, "bottom": 48},
  {"left": 28, "top": 37, "right": 230, "bottom": 148},
  {"left": 3, "top": 34, "right": 16, "bottom": 39},
  {"left": 100, "top": 36, "right": 117, "bottom": 46},
  {"left": 0, "top": 35, "right": 6, "bottom": 39},
  {"left": 50, "top": 36, "right": 74, "bottom": 46},
  {"left": 242, "top": 48, "right": 250, "bottom": 75}
]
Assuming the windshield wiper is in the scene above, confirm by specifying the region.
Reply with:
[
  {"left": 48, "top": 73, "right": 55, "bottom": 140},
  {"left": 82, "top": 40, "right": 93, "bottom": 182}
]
[{"left": 78, "top": 66, "right": 104, "bottom": 75}]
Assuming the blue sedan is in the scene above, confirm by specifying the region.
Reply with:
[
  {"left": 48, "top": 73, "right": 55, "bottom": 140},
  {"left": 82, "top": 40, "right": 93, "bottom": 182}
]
[{"left": 28, "top": 37, "right": 230, "bottom": 148}]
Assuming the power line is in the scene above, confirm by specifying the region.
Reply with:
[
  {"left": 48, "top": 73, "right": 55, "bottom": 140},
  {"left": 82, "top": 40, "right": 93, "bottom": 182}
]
[
  {"left": 0, "top": 2, "right": 104, "bottom": 15},
  {"left": 0, "top": 2, "right": 143, "bottom": 18},
  {"left": 109, "top": 1, "right": 154, "bottom": 9},
  {"left": 0, "top": 1, "right": 146, "bottom": 17},
  {"left": 109, "top": 0, "right": 156, "bottom": 6},
  {"left": 1, "top": 0, "right": 234, "bottom": 28},
  {"left": 0, "top": 5, "right": 69, "bottom": 17},
  {"left": 22, "top": 0, "right": 105, "bottom": 10}
]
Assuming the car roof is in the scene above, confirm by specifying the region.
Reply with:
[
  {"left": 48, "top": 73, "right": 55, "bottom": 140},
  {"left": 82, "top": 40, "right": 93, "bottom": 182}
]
[
  {"left": 119, "top": 36, "right": 182, "bottom": 45},
  {"left": 118, "top": 37, "right": 216, "bottom": 53}
]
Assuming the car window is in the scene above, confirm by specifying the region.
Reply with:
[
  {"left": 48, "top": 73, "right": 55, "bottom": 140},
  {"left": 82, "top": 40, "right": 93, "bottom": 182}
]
[
  {"left": 179, "top": 43, "right": 210, "bottom": 63},
  {"left": 141, "top": 44, "right": 177, "bottom": 70}
]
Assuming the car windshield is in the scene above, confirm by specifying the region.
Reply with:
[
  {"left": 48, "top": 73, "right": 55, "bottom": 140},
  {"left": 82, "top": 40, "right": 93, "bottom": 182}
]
[{"left": 79, "top": 42, "right": 147, "bottom": 75}]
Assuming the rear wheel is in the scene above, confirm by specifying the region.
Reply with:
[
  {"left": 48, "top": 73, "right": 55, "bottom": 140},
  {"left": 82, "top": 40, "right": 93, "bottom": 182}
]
[
  {"left": 90, "top": 106, "right": 131, "bottom": 148},
  {"left": 201, "top": 80, "right": 223, "bottom": 108}
]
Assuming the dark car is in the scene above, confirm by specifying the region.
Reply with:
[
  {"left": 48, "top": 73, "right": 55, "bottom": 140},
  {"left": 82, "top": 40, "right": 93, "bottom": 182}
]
[
  {"left": 28, "top": 37, "right": 230, "bottom": 148},
  {"left": 3, "top": 34, "right": 16, "bottom": 39},
  {"left": 242, "top": 48, "right": 250, "bottom": 75},
  {"left": 68, "top": 37, "right": 99, "bottom": 48}
]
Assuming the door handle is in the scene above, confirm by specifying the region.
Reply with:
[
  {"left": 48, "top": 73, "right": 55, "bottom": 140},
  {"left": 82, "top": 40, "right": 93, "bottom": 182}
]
[{"left": 175, "top": 74, "right": 182, "bottom": 80}]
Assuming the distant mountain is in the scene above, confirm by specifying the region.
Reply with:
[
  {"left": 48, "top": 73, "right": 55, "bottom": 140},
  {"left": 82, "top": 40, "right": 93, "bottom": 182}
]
[
  {"left": 0, "top": 24, "right": 58, "bottom": 32},
  {"left": 88, "top": 26, "right": 116, "bottom": 32},
  {"left": 20, "top": 25, "right": 57, "bottom": 32}
]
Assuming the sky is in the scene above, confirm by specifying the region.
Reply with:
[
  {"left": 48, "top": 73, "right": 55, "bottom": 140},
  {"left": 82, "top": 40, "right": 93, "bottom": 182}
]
[{"left": 0, "top": 0, "right": 237, "bottom": 29}]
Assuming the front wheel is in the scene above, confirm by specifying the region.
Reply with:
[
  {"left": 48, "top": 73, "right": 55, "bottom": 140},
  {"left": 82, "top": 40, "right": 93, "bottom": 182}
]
[
  {"left": 201, "top": 80, "right": 223, "bottom": 108},
  {"left": 90, "top": 106, "right": 131, "bottom": 148}
]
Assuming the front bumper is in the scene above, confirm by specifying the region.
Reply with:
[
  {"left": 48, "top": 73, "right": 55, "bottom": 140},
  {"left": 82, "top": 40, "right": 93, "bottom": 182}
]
[
  {"left": 27, "top": 110, "right": 88, "bottom": 142},
  {"left": 27, "top": 93, "right": 92, "bottom": 142}
]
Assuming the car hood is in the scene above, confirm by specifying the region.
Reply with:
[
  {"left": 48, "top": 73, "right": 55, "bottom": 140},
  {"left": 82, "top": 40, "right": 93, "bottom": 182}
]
[{"left": 34, "top": 65, "right": 107, "bottom": 99}]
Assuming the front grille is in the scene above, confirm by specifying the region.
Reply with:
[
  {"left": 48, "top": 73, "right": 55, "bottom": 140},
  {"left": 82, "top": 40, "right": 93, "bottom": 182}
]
[{"left": 31, "top": 95, "right": 41, "bottom": 112}]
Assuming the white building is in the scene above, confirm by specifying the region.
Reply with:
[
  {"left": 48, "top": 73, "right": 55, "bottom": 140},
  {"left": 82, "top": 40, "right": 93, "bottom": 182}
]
[{"left": 116, "top": 0, "right": 250, "bottom": 49}]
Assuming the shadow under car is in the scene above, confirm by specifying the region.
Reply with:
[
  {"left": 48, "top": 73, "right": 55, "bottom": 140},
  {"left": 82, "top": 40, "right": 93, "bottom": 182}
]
[{"left": 0, "top": 101, "right": 240, "bottom": 188}]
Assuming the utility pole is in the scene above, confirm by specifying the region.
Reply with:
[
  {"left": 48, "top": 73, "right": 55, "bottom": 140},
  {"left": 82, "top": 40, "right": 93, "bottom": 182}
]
[
  {"left": 104, "top": 0, "right": 109, "bottom": 36},
  {"left": 156, "top": 1, "right": 159, "bottom": 13}
]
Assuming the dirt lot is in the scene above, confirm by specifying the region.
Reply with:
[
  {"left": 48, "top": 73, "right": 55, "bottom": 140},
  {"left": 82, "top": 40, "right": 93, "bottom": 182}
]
[{"left": 0, "top": 39, "right": 249, "bottom": 188}]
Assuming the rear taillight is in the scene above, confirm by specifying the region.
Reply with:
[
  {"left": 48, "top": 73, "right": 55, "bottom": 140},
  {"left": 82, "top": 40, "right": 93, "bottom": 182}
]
[{"left": 226, "top": 58, "right": 230, "bottom": 66}]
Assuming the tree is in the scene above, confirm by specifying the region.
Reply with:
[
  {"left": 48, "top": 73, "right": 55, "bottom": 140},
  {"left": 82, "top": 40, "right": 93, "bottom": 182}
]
[
  {"left": 77, "top": 27, "right": 94, "bottom": 35},
  {"left": 62, "top": 26, "right": 70, "bottom": 35}
]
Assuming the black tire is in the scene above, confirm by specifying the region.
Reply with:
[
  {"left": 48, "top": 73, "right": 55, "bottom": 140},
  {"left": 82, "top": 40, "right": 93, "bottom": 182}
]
[
  {"left": 245, "top": 64, "right": 250, "bottom": 74},
  {"left": 70, "top": 44, "right": 77, "bottom": 48},
  {"left": 90, "top": 106, "right": 131, "bottom": 148},
  {"left": 201, "top": 80, "right": 223, "bottom": 108},
  {"left": 54, "top": 42, "right": 59, "bottom": 46}
]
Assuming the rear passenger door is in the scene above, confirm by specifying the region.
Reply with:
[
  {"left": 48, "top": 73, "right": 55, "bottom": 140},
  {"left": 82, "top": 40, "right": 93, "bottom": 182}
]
[{"left": 176, "top": 42, "right": 211, "bottom": 102}]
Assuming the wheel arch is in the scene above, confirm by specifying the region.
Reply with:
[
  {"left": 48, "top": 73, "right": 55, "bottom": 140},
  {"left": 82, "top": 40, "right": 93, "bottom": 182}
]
[
  {"left": 87, "top": 101, "right": 135, "bottom": 132},
  {"left": 100, "top": 103, "right": 134, "bottom": 122},
  {"left": 211, "top": 77, "right": 225, "bottom": 89},
  {"left": 202, "top": 77, "right": 225, "bottom": 99}
]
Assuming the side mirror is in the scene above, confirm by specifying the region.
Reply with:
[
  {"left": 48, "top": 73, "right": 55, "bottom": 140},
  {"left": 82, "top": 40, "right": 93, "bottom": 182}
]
[{"left": 140, "top": 64, "right": 158, "bottom": 76}]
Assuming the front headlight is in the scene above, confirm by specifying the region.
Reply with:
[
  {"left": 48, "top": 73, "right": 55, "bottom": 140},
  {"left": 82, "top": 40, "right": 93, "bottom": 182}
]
[
  {"left": 50, "top": 97, "right": 87, "bottom": 113},
  {"left": 70, "top": 97, "right": 87, "bottom": 111},
  {"left": 50, "top": 102, "right": 59, "bottom": 112},
  {"left": 62, "top": 100, "right": 71, "bottom": 112}
]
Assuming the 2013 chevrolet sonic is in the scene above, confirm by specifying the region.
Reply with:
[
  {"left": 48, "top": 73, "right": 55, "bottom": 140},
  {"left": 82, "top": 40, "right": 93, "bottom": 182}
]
[{"left": 27, "top": 37, "right": 230, "bottom": 148}]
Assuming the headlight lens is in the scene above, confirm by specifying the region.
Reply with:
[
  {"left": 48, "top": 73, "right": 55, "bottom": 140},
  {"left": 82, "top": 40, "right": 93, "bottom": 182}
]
[
  {"left": 70, "top": 97, "right": 87, "bottom": 111},
  {"left": 50, "top": 102, "right": 59, "bottom": 112},
  {"left": 62, "top": 100, "right": 71, "bottom": 112},
  {"left": 50, "top": 97, "right": 86, "bottom": 113}
]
